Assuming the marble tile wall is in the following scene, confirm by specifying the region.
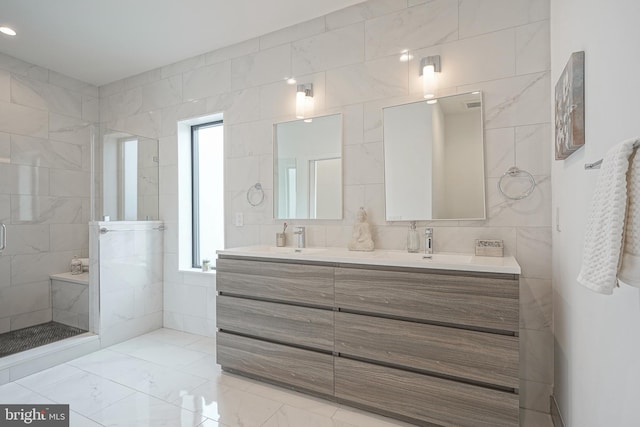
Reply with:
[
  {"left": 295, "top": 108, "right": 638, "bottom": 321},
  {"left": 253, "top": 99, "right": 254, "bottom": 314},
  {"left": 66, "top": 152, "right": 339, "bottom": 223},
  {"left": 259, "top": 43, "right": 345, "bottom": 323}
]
[
  {"left": 98, "top": 0, "right": 552, "bottom": 413},
  {"left": 0, "top": 53, "right": 97, "bottom": 332},
  {"left": 51, "top": 278, "right": 89, "bottom": 330},
  {"left": 95, "top": 221, "right": 163, "bottom": 347}
]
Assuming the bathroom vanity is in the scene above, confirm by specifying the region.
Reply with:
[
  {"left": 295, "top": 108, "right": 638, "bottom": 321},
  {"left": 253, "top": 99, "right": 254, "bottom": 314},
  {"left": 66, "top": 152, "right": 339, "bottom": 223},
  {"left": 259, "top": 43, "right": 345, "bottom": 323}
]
[{"left": 215, "top": 247, "right": 521, "bottom": 427}]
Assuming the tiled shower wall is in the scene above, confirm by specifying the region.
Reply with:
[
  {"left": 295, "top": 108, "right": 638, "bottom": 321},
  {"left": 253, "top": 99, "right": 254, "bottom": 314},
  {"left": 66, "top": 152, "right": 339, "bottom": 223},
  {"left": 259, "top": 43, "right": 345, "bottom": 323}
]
[
  {"left": 99, "top": 0, "right": 552, "bottom": 412},
  {"left": 0, "top": 53, "right": 96, "bottom": 332}
]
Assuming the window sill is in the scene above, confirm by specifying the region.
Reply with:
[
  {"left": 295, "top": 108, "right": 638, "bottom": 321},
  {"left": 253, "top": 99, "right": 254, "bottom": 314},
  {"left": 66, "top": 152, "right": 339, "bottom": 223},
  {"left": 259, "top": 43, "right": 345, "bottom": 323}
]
[{"left": 180, "top": 268, "right": 216, "bottom": 275}]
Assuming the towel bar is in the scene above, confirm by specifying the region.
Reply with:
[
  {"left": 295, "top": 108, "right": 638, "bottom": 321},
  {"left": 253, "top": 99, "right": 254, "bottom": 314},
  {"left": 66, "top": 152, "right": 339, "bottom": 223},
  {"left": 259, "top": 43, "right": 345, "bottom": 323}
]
[
  {"left": 584, "top": 159, "right": 604, "bottom": 170},
  {"left": 99, "top": 225, "right": 166, "bottom": 234},
  {"left": 585, "top": 140, "right": 640, "bottom": 170}
]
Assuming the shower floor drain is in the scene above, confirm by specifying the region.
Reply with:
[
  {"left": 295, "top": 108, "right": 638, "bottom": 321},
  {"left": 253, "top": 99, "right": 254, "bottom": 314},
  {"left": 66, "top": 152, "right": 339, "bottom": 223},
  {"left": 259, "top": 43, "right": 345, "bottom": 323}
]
[{"left": 0, "top": 322, "right": 87, "bottom": 358}]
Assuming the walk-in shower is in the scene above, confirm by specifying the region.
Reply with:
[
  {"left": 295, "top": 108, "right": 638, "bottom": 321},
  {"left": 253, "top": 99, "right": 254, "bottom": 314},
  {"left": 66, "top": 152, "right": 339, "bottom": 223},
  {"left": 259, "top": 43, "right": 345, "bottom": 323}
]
[
  {"left": 0, "top": 120, "right": 96, "bottom": 358},
  {"left": 0, "top": 123, "right": 159, "bottom": 360}
]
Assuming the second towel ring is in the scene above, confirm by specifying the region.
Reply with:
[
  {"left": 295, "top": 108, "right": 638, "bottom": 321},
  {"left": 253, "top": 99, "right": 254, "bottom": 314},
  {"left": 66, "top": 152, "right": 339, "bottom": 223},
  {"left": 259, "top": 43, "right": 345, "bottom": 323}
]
[
  {"left": 498, "top": 166, "right": 536, "bottom": 200},
  {"left": 247, "top": 183, "right": 265, "bottom": 207}
]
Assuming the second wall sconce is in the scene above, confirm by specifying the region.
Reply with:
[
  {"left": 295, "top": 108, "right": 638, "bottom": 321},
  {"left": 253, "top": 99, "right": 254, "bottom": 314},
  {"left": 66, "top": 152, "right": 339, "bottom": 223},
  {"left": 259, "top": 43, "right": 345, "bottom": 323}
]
[
  {"left": 420, "top": 55, "right": 441, "bottom": 99},
  {"left": 295, "top": 83, "right": 314, "bottom": 119}
]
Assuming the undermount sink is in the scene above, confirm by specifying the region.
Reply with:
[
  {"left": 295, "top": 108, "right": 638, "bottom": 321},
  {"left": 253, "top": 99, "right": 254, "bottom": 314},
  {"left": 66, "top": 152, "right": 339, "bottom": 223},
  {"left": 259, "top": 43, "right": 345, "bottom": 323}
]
[
  {"left": 242, "top": 246, "right": 328, "bottom": 255},
  {"left": 379, "top": 252, "right": 473, "bottom": 264}
]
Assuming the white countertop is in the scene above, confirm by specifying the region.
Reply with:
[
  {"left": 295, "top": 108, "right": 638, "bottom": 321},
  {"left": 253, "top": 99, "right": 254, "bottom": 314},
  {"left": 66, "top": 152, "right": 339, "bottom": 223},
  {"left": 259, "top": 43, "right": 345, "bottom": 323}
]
[
  {"left": 217, "top": 246, "right": 521, "bottom": 275},
  {"left": 49, "top": 272, "right": 90, "bottom": 285}
]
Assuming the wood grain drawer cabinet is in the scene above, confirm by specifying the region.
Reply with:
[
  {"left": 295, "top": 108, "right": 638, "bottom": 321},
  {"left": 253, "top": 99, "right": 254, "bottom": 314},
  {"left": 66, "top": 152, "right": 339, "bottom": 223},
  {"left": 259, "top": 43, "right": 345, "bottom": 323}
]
[
  {"left": 216, "top": 255, "right": 520, "bottom": 426},
  {"left": 217, "top": 295, "right": 334, "bottom": 352},
  {"left": 335, "top": 358, "right": 519, "bottom": 427},
  {"left": 217, "top": 332, "right": 334, "bottom": 396},
  {"left": 216, "top": 258, "right": 334, "bottom": 307},
  {"left": 335, "top": 266, "right": 519, "bottom": 332},
  {"left": 335, "top": 311, "right": 519, "bottom": 389}
]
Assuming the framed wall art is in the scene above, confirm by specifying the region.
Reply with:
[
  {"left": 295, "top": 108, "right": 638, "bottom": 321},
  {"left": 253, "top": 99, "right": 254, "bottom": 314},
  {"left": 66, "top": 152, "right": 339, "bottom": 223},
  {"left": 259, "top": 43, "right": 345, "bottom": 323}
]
[{"left": 555, "top": 51, "right": 585, "bottom": 160}]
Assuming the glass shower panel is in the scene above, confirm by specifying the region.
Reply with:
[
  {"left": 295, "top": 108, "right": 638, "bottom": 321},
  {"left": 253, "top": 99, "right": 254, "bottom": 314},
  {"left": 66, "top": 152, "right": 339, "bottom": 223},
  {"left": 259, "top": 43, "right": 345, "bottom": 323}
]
[
  {"left": 0, "top": 120, "right": 95, "bottom": 357},
  {"left": 98, "top": 129, "right": 159, "bottom": 221}
]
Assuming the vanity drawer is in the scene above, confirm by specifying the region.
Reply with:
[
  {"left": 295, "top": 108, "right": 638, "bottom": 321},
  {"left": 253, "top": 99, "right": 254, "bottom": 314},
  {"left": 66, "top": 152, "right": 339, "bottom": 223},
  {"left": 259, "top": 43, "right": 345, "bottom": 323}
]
[
  {"left": 335, "top": 267, "right": 519, "bottom": 332},
  {"left": 217, "top": 332, "right": 334, "bottom": 396},
  {"left": 335, "top": 312, "right": 519, "bottom": 389},
  {"left": 217, "top": 295, "right": 334, "bottom": 352},
  {"left": 335, "top": 358, "right": 519, "bottom": 427},
  {"left": 216, "top": 258, "right": 334, "bottom": 307}
]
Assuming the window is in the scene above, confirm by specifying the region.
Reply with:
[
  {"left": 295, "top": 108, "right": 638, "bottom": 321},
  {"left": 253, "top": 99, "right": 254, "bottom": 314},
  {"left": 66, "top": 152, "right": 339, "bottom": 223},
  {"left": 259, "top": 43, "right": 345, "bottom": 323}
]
[{"left": 191, "top": 120, "right": 224, "bottom": 268}]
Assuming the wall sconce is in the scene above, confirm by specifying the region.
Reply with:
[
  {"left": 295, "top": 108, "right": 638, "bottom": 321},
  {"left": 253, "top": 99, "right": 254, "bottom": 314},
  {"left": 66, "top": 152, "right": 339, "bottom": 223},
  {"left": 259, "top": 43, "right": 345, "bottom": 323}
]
[
  {"left": 295, "top": 83, "right": 314, "bottom": 119},
  {"left": 420, "top": 55, "right": 441, "bottom": 99}
]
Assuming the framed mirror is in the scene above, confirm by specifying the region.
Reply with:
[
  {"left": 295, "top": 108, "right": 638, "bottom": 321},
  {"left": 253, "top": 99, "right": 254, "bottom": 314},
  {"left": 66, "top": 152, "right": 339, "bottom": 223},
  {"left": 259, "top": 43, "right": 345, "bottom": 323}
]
[
  {"left": 383, "top": 92, "right": 485, "bottom": 221},
  {"left": 274, "top": 114, "right": 342, "bottom": 219}
]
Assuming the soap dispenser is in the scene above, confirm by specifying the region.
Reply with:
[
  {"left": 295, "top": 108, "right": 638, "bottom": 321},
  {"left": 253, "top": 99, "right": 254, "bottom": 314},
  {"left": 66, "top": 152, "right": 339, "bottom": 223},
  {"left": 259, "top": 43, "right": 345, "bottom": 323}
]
[{"left": 407, "top": 221, "right": 420, "bottom": 253}]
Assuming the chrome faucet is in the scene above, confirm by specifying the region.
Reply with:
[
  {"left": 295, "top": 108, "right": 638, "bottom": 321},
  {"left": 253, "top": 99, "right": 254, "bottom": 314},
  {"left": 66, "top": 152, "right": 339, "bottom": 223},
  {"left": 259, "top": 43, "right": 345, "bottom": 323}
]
[
  {"left": 294, "top": 226, "right": 306, "bottom": 249},
  {"left": 424, "top": 228, "right": 433, "bottom": 255}
]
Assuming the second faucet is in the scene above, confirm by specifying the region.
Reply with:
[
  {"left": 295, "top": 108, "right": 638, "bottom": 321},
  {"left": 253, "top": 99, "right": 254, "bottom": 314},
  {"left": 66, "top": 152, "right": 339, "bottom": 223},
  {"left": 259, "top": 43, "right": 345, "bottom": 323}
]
[
  {"left": 294, "top": 226, "right": 306, "bottom": 248},
  {"left": 424, "top": 228, "right": 433, "bottom": 255}
]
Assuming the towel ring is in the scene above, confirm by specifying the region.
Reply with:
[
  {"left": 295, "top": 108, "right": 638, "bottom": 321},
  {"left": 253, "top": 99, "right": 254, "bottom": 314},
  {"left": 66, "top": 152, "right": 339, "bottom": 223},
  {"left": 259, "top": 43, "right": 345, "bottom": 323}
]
[
  {"left": 246, "top": 183, "right": 265, "bottom": 207},
  {"left": 498, "top": 166, "right": 536, "bottom": 200}
]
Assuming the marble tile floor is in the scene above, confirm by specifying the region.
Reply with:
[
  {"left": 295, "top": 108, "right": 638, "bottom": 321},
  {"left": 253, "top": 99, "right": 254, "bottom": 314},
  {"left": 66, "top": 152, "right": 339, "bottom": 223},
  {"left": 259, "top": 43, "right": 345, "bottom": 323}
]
[{"left": 0, "top": 328, "right": 553, "bottom": 426}]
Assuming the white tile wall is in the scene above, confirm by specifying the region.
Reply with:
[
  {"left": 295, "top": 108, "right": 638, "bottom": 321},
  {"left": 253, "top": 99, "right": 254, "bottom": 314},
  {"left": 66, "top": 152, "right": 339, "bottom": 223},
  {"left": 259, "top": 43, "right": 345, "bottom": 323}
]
[
  {"left": 458, "top": 0, "right": 549, "bottom": 38},
  {"left": 462, "top": 72, "right": 550, "bottom": 129},
  {"left": 3, "top": 224, "right": 49, "bottom": 255},
  {"left": 98, "top": 0, "right": 552, "bottom": 413},
  {"left": 326, "top": 56, "right": 408, "bottom": 107},
  {"left": 51, "top": 279, "right": 89, "bottom": 329},
  {"left": 10, "top": 195, "right": 83, "bottom": 224},
  {"left": 0, "top": 257, "right": 10, "bottom": 291},
  {"left": 11, "top": 309, "right": 52, "bottom": 330},
  {"left": 364, "top": 1, "right": 458, "bottom": 60},
  {"left": 231, "top": 44, "right": 290, "bottom": 90},
  {"left": 183, "top": 62, "right": 232, "bottom": 101},
  {"left": 97, "top": 222, "right": 163, "bottom": 345},
  {"left": 516, "top": 20, "right": 551, "bottom": 75},
  {"left": 515, "top": 124, "right": 551, "bottom": 176},
  {"left": 0, "top": 165, "right": 49, "bottom": 195},
  {"left": 0, "top": 53, "right": 48, "bottom": 82},
  {"left": 0, "top": 101, "right": 48, "bottom": 139},
  {"left": 260, "top": 17, "right": 326, "bottom": 50},
  {"left": 325, "top": 0, "right": 406, "bottom": 31},
  {"left": 292, "top": 23, "right": 365, "bottom": 76},
  {"left": 48, "top": 113, "right": 92, "bottom": 145},
  {"left": 0, "top": 132, "right": 10, "bottom": 160},
  {"left": 11, "top": 134, "right": 83, "bottom": 170},
  {"left": 11, "top": 75, "right": 83, "bottom": 117},
  {"left": 0, "top": 69, "right": 10, "bottom": 101}
]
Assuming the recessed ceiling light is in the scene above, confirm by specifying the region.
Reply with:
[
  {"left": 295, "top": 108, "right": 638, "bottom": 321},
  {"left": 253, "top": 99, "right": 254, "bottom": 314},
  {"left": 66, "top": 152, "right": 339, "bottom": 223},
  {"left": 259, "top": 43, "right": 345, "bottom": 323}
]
[
  {"left": 0, "top": 26, "right": 16, "bottom": 36},
  {"left": 285, "top": 77, "right": 297, "bottom": 85},
  {"left": 472, "top": 91, "right": 480, "bottom": 95}
]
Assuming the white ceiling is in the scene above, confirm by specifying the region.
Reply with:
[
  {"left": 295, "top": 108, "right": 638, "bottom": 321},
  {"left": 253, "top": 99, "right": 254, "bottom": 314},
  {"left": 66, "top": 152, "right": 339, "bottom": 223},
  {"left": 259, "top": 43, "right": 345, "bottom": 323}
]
[{"left": 0, "top": 0, "right": 365, "bottom": 86}]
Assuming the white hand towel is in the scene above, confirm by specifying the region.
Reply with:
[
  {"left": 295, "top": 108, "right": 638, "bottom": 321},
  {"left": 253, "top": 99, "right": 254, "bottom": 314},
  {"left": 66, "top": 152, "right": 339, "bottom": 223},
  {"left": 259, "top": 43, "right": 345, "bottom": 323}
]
[
  {"left": 577, "top": 138, "right": 640, "bottom": 294},
  {"left": 619, "top": 148, "right": 640, "bottom": 287}
]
